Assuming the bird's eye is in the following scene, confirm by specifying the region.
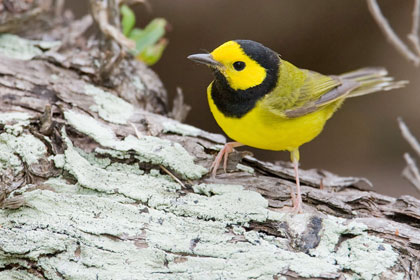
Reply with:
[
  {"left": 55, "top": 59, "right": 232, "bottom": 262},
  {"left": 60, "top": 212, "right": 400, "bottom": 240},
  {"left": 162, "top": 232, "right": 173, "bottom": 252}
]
[{"left": 233, "top": 61, "right": 246, "bottom": 71}]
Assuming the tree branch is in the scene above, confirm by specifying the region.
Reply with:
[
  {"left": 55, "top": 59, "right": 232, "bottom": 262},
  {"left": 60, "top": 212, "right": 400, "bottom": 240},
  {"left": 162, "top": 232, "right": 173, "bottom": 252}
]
[
  {"left": 399, "top": 118, "right": 420, "bottom": 193},
  {"left": 408, "top": 0, "right": 420, "bottom": 56},
  {"left": 403, "top": 153, "right": 420, "bottom": 192},
  {"left": 398, "top": 118, "right": 420, "bottom": 157},
  {"left": 367, "top": 0, "right": 420, "bottom": 66}
]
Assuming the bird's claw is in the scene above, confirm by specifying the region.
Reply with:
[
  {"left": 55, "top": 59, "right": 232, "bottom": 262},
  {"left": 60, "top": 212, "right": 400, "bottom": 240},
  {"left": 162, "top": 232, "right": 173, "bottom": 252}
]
[
  {"left": 291, "top": 201, "right": 303, "bottom": 214},
  {"left": 209, "top": 142, "right": 242, "bottom": 177}
]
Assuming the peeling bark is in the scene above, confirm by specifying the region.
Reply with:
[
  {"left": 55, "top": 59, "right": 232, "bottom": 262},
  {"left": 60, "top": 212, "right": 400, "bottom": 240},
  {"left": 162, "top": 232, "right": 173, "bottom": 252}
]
[{"left": 0, "top": 5, "right": 419, "bottom": 280}]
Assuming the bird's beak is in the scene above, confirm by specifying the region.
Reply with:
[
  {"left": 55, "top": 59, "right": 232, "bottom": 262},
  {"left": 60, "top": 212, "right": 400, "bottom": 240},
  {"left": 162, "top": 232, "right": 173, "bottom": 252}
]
[{"left": 187, "top": 53, "right": 222, "bottom": 68}]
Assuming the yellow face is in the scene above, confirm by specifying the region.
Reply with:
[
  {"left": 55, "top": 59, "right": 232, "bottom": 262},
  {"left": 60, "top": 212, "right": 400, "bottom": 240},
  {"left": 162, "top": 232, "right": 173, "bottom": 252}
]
[{"left": 211, "top": 41, "right": 267, "bottom": 91}]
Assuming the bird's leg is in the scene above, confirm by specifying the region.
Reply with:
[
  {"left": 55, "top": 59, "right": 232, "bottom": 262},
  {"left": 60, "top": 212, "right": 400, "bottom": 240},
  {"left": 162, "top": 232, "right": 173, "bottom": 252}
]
[
  {"left": 292, "top": 160, "right": 303, "bottom": 213},
  {"left": 210, "top": 142, "right": 243, "bottom": 178},
  {"left": 291, "top": 149, "right": 303, "bottom": 213},
  {"left": 287, "top": 184, "right": 298, "bottom": 207}
]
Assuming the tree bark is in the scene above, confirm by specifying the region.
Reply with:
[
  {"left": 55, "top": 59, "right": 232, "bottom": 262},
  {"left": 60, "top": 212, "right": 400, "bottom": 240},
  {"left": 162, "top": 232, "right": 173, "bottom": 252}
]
[{"left": 0, "top": 3, "right": 419, "bottom": 280}]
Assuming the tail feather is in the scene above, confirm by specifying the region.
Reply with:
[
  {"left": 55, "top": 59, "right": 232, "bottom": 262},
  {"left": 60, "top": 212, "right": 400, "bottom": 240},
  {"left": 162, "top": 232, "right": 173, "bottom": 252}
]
[{"left": 339, "top": 67, "right": 408, "bottom": 98}]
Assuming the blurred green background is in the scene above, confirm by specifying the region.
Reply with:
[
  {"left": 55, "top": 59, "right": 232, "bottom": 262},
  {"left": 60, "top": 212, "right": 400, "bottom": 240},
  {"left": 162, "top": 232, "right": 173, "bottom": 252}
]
[{"left": 70, "top": 0, "right": 419, "bottom": 198}]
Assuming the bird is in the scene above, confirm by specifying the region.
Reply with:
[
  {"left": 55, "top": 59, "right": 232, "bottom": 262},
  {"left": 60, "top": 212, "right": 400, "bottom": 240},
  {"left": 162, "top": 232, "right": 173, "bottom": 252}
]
[{"left": 188, "top": 39, "right": 406, "bottom": 213}]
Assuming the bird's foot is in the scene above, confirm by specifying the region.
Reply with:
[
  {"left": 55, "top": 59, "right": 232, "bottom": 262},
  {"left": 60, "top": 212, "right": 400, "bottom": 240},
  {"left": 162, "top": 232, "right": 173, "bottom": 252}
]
[
  {"left": 291, "top": 198, "right": 303, "bottom": 213},
  {"left": 210, "top": 142, "right": 242, "bottom": 178},
  {"left": 286, "top": 184, "right": 303, "bottom": 213}
]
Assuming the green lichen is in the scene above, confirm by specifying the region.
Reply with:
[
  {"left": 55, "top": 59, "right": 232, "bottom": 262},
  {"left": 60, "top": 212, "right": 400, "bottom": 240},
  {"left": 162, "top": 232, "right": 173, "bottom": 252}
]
[
  {"left": 0, "top": 142, "right": 23, "bottom": 175},
  {"left": 0, "top": 113, "right": 43, "bottom": 176},
  {"left": 0, "top": 167, "right": 402, "bottom": 280},
  {"left": 162, "top": 121, "right": 201, "bottom": 137},
  {"left": 105, "top": 162, "right": 144, "bottom": 175},
  {"left": 61, "top": 137, "right": 181, "bottom": 201},
  {"left": 263, "top": 212, "right": 399, "bottom": 279},
  {"left": 44, "top": 176, "right": 137, "bottom": 203},
  {"left": 0, "top": 190, "right": 165, "bottom": 280},
  {"left": 0, "top": 112, "right": 31, "bottom": 124},
  {"left": 236, "top": 163, "right": 255, "bottom": 174},
  {"left": 52, "top": 154, "right": 65, "bottom": 169},
  {"left": 75, "top": 147, "right": 111, "bottom": 169},
  {"left": 64, "top": 110, "right": 207, "bottom": 179},
  {"left": 4, "top": 123, "right": 25, "bottom": 136},
  {"left": 64, "top": 110, "right": 116, "bottom": 146},
  {"left": 0, "top": 34, "right": 42, "bottom": 60},
  {"left": 0, "top": 133, "right": 47, "bottom": 165},
  {"left": 0, "top": 34, "right": 60, "bottom": 60},
  {"left": 84, "top": 84, "right": 134, "bottom": 124},
  {"left": 0, "top": 227, "right": 68, "bottom": 260},
  {"left": 44, "top": 176, "right": 81, "bottom": 193},
  {"left": 0, "top": 112, "right": 402, "bottom": 279},
  {"left": 0, "top": 112, "right": 31, "bottom": 136},
  {"left": 118, "top": 135, "right": 207, "bottom": 179},
  {"left": 336, "top": 235, "right": 399, "bottom": 280},
  {"left": 148, "top": 183, "right": 269, "bottom": 223},
  {"left": 95, "top": 148, "right": 131, "bottom": 160},
  {"left": 310, "top": 216, "right": 367, "bottom": 262},
  {"left": 0, "top": 270, "right": 39, "bottom": 280}
]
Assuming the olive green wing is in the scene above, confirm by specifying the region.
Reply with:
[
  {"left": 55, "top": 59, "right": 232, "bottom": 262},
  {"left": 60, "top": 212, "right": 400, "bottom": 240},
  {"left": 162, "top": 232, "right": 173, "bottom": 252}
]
[
  {"left": 284, "top": 71, "right": 359, "bottom": 118},
  {"left": 261, "top": 69, "right": 358, "bottom": 118}
]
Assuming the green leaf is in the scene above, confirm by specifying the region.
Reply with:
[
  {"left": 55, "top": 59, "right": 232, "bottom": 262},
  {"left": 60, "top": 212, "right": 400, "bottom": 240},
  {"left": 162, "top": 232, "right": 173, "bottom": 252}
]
[
  {"left": 129, "top": 28, "right": 144, "bottom": 40},
  {"left": 119, "top": 6, "right": 168, "bottom": 65},
  {"left": 137, "top": 39, "right": 168, "bottom": 65},
  {"left": 120, "top": 4, "right": 136, "bottom": 37},
  {"left": 131, "top": 18, "right": 167, "bottom": 55}
]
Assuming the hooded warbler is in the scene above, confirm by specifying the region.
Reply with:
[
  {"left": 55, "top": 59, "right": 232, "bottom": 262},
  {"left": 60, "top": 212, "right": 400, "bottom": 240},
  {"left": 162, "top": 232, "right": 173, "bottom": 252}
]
[{"left": 188, "top": 40, "right": 406, "bottom": 213}]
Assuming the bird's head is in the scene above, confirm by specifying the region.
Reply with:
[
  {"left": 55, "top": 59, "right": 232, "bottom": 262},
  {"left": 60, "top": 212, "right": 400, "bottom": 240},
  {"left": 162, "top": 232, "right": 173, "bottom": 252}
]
[{"left": 188, "top": 40, "right": 280, "bottom": 91}]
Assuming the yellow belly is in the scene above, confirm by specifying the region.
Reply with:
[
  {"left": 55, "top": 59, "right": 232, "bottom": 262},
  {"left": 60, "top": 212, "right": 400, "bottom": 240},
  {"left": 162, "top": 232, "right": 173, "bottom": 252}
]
[{"left": 208, "top": 85, "right": 341, "bottom": 151}]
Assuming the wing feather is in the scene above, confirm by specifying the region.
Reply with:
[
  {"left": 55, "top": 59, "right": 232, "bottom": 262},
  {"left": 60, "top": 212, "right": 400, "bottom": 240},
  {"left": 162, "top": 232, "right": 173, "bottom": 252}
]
[
  {"left": 260, "top": 64, "right": 406, "bottom": 119},
  {"left": 261, "top": 69, "right": 347, "bottom": 118}
]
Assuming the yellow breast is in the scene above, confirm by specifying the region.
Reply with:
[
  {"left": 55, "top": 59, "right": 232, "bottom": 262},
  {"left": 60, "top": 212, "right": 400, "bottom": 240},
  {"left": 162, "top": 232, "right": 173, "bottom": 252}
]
[{"left": 207, "top": 83, "right": 341, "bottom": 151}]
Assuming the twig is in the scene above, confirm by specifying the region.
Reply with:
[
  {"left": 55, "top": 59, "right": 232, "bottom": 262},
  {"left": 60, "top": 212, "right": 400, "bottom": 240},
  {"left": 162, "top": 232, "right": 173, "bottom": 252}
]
[
  {"left": 89, "top": 0, "right": 135, "bottom": 81},
  {"left": 108, "top": 0, "right": 120, "bottom": 28},
  {"left": 90, "top": 0, "right": 135, "bottom": 50},
  {"left": 399, "top": 118, "right": 420, "bottom": 192},
  {"left": 160, "top": 165, "right": 186, "bottom": 188},
  {"left": 408, "top": 0, "right": 420, "bottom": 56},
  {"left": 403, "top": 153, "right": 420, "bottom": 192},
  {"left": 129, "top": 122, "right": 143, "bottom": 139},
  {"left": 54, "top": 0, "right": 65, "bottom": 17},
  {"left": 367, "top": 0, "right": 420, "bottom": 66},
  {"left": 398, "top": 118, "right": 420, "bottom": 157}
]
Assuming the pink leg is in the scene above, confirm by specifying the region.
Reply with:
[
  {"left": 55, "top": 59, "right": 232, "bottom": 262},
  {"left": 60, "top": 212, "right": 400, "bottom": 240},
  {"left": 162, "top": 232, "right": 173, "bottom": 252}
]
[
  {"left": 292, "top": 160, "right": 303, "bottom": 213},
  {"left": 287, "top": 184, "right": 298, "bottom": 207},
  {"left": 289, "top": 149, "right": 303, "bottom": 213},
  {"left": 210, "top": 142, "right": 243, "bottom": 178}
]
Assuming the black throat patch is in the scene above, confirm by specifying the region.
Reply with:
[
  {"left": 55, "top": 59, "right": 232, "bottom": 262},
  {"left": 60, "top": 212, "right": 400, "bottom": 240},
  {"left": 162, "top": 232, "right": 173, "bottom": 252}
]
[{"left": 210, "top": 40, "right": 280, "bottom": 118}]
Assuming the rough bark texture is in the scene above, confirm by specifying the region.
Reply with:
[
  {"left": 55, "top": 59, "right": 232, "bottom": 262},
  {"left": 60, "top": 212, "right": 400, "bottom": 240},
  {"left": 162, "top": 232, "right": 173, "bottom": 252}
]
[{"left": 0, "top": 4, "right": 419, "bottom": 280}]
